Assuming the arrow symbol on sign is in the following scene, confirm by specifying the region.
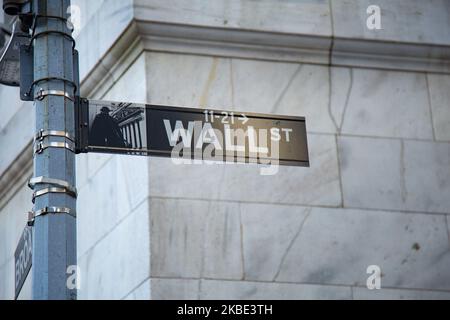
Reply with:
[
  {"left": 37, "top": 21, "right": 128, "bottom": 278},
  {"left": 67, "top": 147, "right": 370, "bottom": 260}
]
[{"left": 238, "top": 114, "right": 249, "bottom": 125}]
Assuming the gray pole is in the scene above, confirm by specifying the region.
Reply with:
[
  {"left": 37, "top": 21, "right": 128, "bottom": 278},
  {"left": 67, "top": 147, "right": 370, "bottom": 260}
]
[{"left": 31, "top": 0, "right": 77, "bottom": 300}]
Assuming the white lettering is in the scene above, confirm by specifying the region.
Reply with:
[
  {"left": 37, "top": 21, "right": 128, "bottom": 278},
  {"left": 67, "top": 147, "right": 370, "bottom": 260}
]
[
  {"left": 281, "top": 128, "right": 293, "bottom": 142},
  {"left": 366, "top": 265, "right": 381, "bottom": 290},
  {"left": 248, "top": 126, "right": 269, "bottom": 154},
  {"left": 66, "top": 265, "right": 81, "bottom": 290},
  {"left": 163, "top": 119, "right": 194, "bottom": 147}
]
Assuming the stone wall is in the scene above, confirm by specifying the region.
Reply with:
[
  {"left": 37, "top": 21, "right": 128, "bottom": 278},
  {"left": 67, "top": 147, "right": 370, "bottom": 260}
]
[{"left": 142, "top": 53, "right": 450, "bottom": 299}]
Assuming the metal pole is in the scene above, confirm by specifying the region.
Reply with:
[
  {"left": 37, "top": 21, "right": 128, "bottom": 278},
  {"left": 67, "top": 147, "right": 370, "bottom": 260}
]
[{"left": 32, "top": 0, "right": 77, "bottom": 300}]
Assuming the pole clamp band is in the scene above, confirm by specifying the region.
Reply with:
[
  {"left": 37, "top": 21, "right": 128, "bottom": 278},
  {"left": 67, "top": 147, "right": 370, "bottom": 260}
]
[
  {"left": 35, "top": 129, "right": 75, "bottom": 143},
  {"left": 35, "top": 88, "right": 74, "bottom": 101},
  {"left": 34, "top": 141, "right": 75, "bottom": 154},
  {"left": 28, "top": 207, "right": 76, "bottom": 226},
  {"left": 28, "top": 176, "right": 77, "bottom": 195},
  {"left": 32, "top": 187, "right": 78, "bottom": 203}
]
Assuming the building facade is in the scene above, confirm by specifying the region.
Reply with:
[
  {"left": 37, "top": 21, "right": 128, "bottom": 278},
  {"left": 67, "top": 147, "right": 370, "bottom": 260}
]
[{"left": 1, "top": 0, "right": 450, "bottom": 299}]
